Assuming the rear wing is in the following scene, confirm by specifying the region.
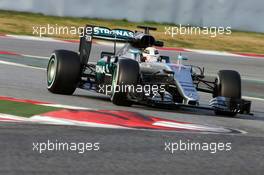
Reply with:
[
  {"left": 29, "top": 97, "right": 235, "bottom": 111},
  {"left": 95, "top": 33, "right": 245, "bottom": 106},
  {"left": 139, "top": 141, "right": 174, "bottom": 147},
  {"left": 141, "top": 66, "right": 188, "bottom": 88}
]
[
  {"left": 86, "top": 25, "right": 134, "bottom": 41},
  {"left": 79, "top": 25, "right": 163, "bottom": 66},
  {"left": 79, "top": 25, "right": 134, "bottom": 65},
  {"left": 94, "top": 26, "right": 134, "bottom": 41}
]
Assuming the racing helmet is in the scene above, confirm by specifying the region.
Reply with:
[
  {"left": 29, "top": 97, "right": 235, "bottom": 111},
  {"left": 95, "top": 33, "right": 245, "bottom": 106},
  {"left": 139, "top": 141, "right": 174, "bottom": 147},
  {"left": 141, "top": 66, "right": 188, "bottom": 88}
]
[{"left": 142, "top": 47, "right": 160, "bottom": 62}]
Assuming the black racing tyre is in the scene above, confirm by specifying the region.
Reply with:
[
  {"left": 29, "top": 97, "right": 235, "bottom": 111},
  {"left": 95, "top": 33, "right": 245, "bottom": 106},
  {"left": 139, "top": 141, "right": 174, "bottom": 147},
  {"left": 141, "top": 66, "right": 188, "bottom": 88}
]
[
  {"left": 214, "top": 70, "right": 241, "bottom": 116},
  {"left": 111, "top": 59, "right": 139, "bottom": 106},
  {"left": 216, "top": 70, "right": 241, "bottom": 98},
  {"left": 47, "top": 50, "right": 81, "bottom": 95}
]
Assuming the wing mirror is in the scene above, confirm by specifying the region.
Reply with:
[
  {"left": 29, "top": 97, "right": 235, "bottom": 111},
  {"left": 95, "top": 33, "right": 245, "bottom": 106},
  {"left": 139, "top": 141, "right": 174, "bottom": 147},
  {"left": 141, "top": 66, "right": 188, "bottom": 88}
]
[
  {"left": 176, "top": 54, "right": 188, "bottom": 65},
  {"left": 177, "top": 54, "right": 188, "bottom": 61}
]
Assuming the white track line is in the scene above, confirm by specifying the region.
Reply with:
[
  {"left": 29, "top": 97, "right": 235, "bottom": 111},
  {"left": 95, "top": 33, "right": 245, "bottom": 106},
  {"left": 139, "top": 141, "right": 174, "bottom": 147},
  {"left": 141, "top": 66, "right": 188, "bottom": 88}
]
[
  {"left": 5, "top": 35, "right": 67, "bottom": 43},
  {"left": 0, "top": 113, "right": 30, "bottom": 122},
  {"left": 153, "top": 121, "right": 233, "bottom": 133},
  {"left": 0, "top": 60, "right": 45, "bottom": 70},
  {"left": 0, "top": 58, "right": 95, "bottom": 71},
  {"left": 186, "top": 49, "right": 239, "bottom": 57},
  {"left": 41, "top": 104, "right": 93, "bottom": 110},
  {"left": 242, "top": 96, "right": 264, "bottom": 102},
  {"left": 23, "top": 54, "right": 49, "bottom": 59}
]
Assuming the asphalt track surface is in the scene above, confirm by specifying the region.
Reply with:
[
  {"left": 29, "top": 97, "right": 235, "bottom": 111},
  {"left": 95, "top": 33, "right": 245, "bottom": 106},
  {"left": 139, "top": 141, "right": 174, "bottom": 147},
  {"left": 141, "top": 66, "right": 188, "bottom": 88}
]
[{"left": 0, "top": 37, "right": 264, "bottom": 175}]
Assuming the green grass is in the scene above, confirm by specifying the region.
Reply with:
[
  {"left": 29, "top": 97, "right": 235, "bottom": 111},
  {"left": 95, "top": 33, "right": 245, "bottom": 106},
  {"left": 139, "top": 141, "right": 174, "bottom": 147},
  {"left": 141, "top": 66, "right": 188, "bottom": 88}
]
[
  {"left": 1, "top": 10, "right": 264, "bottom": 53},
  {"left": 0, "top": 100, "right": 60, "bottom": 117}
]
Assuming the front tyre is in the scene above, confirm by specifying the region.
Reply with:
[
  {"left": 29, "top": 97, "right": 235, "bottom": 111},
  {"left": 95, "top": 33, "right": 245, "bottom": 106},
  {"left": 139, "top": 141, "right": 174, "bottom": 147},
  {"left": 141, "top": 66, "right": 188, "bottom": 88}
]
[
  {"left": 47, "top": 50, "right": 81, "bottom": 95},
  {"left": 214, "top": 70, "right": 241, "bottom": 116},
  {"left": 111, "top": 59, "right": 139, "bottom": 106}
]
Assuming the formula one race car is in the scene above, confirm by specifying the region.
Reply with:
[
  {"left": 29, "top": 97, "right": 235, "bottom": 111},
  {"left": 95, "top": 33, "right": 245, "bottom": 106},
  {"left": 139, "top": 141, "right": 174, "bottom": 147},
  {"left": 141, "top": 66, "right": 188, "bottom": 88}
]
[{"left": 47, "top": 25, "right": 251, "bottom": 116}]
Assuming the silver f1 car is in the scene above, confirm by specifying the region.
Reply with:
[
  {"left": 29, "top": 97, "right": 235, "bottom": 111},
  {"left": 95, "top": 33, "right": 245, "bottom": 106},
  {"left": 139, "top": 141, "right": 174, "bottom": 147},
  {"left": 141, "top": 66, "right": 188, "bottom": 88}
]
[{"left": 47, "top": 25, "right": 251, "bottom": 116}]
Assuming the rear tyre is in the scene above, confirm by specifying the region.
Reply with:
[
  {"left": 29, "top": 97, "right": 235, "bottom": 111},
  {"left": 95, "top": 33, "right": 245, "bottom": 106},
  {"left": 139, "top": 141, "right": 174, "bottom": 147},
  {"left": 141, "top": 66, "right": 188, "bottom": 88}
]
[
  {"left": 47, "top": 50, "right": 81, "bottom": 95},
  {"left": 111, "top": 59, "right": 139, "bottom": 106},
  {"left": 214, "top": 70, "right": 241, "bottom": 116}
]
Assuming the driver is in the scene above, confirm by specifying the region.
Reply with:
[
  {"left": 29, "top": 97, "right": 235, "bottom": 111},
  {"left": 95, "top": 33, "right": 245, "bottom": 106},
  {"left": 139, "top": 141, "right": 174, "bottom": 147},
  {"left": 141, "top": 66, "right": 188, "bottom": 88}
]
[{"left": 142, "top": 47, "right": 160, "bottom": 62}]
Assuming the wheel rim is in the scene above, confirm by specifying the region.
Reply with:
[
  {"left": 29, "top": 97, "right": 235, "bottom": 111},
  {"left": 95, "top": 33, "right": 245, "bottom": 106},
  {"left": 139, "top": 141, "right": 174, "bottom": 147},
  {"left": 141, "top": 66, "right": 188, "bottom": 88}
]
[{"left": 47, "top": 56, "right": 57, "bottom": 88}]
